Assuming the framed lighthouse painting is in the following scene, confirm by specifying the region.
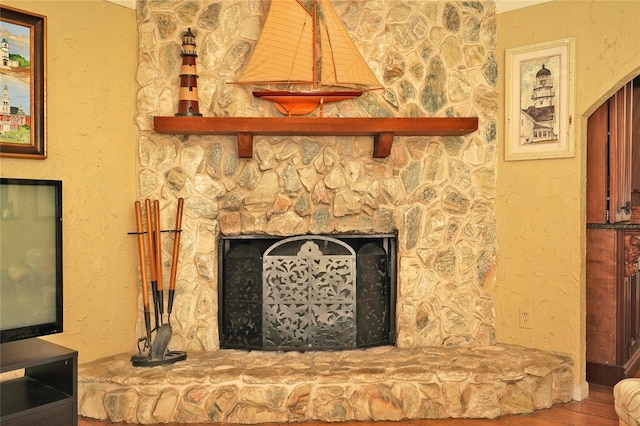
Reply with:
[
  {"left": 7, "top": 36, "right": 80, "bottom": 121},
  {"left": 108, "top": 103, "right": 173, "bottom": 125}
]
[
  {"left": 505, "top": 38, "right": 575, "bottom": 161},
  {"left": 0, "top": 6, "right": 46, "bottom": 159}
]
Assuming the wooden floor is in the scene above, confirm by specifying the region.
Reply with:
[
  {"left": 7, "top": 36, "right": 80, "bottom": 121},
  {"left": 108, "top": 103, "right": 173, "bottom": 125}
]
[{"left": 78, "top": 384, "right": 619, "bottom": 426}]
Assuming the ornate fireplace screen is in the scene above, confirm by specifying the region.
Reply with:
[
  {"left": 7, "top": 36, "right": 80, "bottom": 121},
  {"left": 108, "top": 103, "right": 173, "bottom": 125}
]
[{"left": 219, "top": 234, "right": 396, "bottom": 351}]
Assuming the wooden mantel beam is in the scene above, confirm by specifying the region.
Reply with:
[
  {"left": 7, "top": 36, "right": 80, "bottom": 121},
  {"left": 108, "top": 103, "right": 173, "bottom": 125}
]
[{"left": 153, "top": 116, "right": 479, "bottom": 158}]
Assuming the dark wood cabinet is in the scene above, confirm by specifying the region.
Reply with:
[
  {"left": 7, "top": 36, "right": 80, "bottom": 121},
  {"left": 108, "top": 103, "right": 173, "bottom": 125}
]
[
  {"left": 626, "top": 237, "right": 640, "bottom": 362},
  {"left": 587, "top": 81, "right": 636, "bottom": 224},
  {"left": 634, "top": 79, "right": 640, "bottom": 209},
  {"left": 0, "top": 338, "right": 78, "bottom": 426},
  {"left": 586, "top": 100, "right": 610, "bottom": 223},
  {"left": 586, "top": 228, "right": 640, "bottom": 385},
  {"left": 586, "top": 77, "right": 640, "bottom": 386}
]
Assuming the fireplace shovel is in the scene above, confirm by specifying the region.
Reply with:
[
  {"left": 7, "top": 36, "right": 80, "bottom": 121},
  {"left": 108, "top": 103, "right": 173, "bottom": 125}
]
[
  {"left": 131, "top": 201, "right": 153, "bottom": 365},
  {"left": 150, "top": 200, "right": 172, "bottom": 360}
]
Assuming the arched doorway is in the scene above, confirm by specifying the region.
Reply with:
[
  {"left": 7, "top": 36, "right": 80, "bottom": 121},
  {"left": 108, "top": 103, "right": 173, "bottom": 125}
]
[{"left": 586, "top": 75, "right": 640, "bottom": 386}]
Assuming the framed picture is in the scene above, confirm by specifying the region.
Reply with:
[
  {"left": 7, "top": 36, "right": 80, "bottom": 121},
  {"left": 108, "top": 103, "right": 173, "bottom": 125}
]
[
  {"left": 0, "top": 6, "right": 46, "bottom": 159},
  {"left": 505, "top": 38, "right": 575, "bottom": 161}
]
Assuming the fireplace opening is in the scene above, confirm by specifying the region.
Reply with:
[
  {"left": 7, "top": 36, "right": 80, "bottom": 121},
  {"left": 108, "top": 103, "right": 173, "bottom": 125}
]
[{"left": 218, "top": 234, "right": 397, "bottom": 351}]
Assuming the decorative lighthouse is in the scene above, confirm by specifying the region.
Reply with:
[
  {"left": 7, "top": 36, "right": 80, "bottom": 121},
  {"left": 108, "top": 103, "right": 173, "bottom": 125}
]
[{"left": 176, "top": 28, "right": 202, "bottom": 116}]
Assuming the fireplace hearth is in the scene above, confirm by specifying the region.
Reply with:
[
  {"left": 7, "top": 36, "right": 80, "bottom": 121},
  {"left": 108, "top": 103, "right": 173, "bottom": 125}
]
[
  {"left": 78, "top": 344, "right": 575, "bottom": 424},
  {"left": 219, "top": 234, "right": 397, "bottom": 351}
]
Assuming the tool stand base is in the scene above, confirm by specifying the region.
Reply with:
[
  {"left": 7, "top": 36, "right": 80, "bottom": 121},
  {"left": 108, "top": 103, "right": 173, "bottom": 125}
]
[{"left": 131, "top": 350, "right": 187, "bottom": 367}]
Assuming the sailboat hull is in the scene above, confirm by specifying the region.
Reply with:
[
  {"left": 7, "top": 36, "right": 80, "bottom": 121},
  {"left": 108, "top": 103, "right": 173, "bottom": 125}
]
[{"left": 253, "top": 90, "right": 363, "bottom": 116}]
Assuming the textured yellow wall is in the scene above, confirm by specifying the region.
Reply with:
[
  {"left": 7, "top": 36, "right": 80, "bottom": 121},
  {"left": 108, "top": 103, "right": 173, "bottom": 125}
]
[
  {"left": 3, "top": 0, "right": 639, "bottom": 382},
  {"left": 0, "top": 0, "right": 138, "bottom": 363},
  {"left": 496, "top": 0, "right": 640, "bottom": 391}
]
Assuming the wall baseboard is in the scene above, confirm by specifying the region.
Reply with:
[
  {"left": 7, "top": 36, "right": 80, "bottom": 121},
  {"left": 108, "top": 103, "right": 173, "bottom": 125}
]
[{"left": 573, "top": 381, "right": 590, "bottom": 401}]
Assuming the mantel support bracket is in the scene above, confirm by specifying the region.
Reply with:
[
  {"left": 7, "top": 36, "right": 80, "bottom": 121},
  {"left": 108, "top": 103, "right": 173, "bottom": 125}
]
[
  {"left": 237, "top": 132, "right": 253, "bottom": 158},
  {"left": 373, "top": 132, "right": 395, "bottom": 158}
]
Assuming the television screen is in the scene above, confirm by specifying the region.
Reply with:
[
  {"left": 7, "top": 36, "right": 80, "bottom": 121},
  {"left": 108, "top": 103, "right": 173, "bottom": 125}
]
[{"left": 0, "top": 178, "right": 63, "bottom": 343}]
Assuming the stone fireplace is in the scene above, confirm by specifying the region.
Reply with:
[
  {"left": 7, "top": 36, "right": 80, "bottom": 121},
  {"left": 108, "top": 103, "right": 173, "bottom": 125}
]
[
  {"left": 77, "top": 1, "right": 575, "bottom": 423},
  {"left": 135, "top": 0, "right": 500, "bottom": 352}
]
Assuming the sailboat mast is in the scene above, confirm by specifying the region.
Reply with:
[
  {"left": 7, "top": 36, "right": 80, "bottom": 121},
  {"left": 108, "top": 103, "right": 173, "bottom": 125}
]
[{"left": 312, "top": 0, "right": 317, "bottom": 89}]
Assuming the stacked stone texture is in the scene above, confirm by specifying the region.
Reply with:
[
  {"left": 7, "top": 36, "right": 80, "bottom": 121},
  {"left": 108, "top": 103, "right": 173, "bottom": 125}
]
[
  {"left": 136, "top": 0, "right": 499, "bottom": 355},
  {"left": 79, "top": 345, "right": 573, "bottom": 423},
  {"left": 78, "top": 0, "right": 576, "bottom": 422}
]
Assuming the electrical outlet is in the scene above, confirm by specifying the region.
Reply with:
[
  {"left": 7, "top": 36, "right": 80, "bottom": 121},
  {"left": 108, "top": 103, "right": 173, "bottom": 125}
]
[{"left": 519, "top": 308, "right": 531, "bottom": 328}]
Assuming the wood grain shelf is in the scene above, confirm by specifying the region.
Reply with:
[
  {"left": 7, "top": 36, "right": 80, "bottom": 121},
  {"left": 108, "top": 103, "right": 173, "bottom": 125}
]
[{"left": 153, "top": 116, "right": 479, "bottom": 158}]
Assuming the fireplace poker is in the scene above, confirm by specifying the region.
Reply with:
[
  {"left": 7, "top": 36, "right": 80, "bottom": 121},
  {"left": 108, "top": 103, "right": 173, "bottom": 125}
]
[
  {"left": 144, "top": 199, "right": 160, "bottom": 331},
  {"left": 151, "top": 200, "right": 172, "bottom": 359},
  {"left": 131, "top": 201, "right": 152, "bottom": 363},
  {"left": 167, "top": 198, "right": 184, "bottom": 325}
]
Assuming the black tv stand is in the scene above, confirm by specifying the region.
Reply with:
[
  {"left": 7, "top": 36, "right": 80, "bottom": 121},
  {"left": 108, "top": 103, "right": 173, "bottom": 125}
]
[{"left": 0, "top": 338, "right": 77, "bottom": 426}]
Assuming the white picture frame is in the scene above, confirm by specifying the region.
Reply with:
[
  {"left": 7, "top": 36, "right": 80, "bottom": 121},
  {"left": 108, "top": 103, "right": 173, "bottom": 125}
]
[{"left": 505, "top": 38, "right": 575, "bottom": 161}]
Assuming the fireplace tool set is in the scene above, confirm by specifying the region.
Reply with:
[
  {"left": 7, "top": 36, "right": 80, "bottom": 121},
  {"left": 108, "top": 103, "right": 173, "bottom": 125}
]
[{"left": 131, "top": 198, "right": 186, "bottom": 367}]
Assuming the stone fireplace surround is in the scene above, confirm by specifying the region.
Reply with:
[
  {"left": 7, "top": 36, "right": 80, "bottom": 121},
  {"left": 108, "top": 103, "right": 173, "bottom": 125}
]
[{"left": 77, "top": 0, "right": 576, "bottom": 423}]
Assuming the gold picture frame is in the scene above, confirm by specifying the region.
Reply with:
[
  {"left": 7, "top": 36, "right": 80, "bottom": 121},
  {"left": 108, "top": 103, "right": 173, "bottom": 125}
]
[
  {"left": 0, "top": 6, "right": 46, "bottom": 159},
  {"left": 505, "top": 38, "right": 575, "bottom": 161}
]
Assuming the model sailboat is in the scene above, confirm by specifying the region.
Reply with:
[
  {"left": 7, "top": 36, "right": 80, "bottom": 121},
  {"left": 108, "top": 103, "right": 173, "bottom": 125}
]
[{"left": 234, "top": 0, "right": 383, "bottom": 116}]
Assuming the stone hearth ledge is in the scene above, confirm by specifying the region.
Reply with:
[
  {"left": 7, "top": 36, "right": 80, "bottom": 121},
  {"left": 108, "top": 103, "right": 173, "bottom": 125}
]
[{"left": 78, "top": 344, "right": 573, "bottom": 424}]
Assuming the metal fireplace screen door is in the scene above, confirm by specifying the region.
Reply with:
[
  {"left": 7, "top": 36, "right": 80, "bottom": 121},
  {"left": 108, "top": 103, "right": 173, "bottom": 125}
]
[{"left": 263, "top": 236, "right": 356, "bottom": 351}]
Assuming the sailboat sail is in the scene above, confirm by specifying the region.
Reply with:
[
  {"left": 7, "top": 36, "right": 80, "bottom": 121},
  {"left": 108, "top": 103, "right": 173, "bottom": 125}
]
[
  {"left": 319, "top": 21, "right": 337, "bottom": 86},
  {"left": 235, "top": 0, "right": 382, "bottom": 115},
  {"left": 318, "top": 0, "right": 380, "bottom": 88},
  {"left": 235, "top": 0, "right": 314, "bottom": 85}
]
